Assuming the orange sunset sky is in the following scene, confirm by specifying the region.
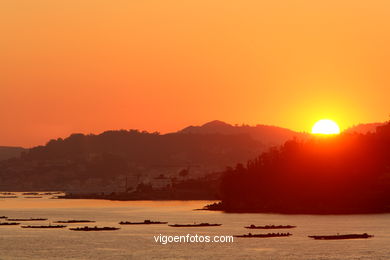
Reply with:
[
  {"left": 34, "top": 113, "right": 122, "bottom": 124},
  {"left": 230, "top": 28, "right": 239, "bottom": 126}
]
[{"left": 1, "top": 1, "right": 390, "bottom": 147}]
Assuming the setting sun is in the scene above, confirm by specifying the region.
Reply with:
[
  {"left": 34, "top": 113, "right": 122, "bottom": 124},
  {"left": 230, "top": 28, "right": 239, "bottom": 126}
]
[{"left": 312, "top": 119, "right": 340, "bottom": 135}]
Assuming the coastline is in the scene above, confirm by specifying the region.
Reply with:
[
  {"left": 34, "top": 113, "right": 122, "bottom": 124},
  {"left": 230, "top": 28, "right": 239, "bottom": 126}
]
[
  {"left": 201, "top": 202, "right": 390, "bottom": 215},
  {"left": 55, "top": 196, "right": 390, "bottom": 215},
  {"left": 58, "top": 191, "right": 219, "bottom": 201}
]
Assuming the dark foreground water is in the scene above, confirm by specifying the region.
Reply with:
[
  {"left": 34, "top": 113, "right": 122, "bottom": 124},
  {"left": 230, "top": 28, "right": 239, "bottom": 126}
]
[{"left": 0, "top": 194, "right": 389, "bottom": 259}]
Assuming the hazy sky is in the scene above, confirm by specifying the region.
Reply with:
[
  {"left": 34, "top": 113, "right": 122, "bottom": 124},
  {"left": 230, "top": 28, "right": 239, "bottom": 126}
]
[{"left": 1, "top": 0, "right": 390, "bottom": 147}]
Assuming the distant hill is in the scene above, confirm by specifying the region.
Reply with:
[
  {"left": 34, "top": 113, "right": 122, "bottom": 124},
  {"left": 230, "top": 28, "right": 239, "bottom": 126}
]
[
  {"left": 0, "top": 129, "right": 265, "bottom": 191},
  {"left": 0, "top": 121, "right": 319, "bottom": 192},
  {"left": 344, "top": 122, "right": 385, "bottom": 134},
  {"left": 180, "top": 120, "right": 308, "bottom": 146},
  {"left": 0, "top": 121, "right": 313, "bottom": 191},
  {"left": 0, "top": 146, "right": 25, "bottom": 161}
]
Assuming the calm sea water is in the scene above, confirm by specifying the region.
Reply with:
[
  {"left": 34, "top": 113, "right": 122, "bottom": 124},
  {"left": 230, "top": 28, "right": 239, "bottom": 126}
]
[{"left": 0, "top": 194, "right": 389, "bottom": 260}]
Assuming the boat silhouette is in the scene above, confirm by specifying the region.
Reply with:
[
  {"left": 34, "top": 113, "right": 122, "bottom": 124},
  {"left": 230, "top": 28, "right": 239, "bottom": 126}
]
[
  {"left": 308, "top": 233, "right": 373, "bottom": 240},
  {"left": 235, "top": 232, "right": 292, "bottom": 238},
  {"left": 119, "top": 219, "right": 168, "bottom": 225},
  {"left": 169, "top": 223, "right": 222, "bottom": 227},
  {"left": 21, "top": 224, "right": 67, "bottom": 228},
  {"left": 0, "top": 192, "right": 15, "bottom": 195},
  {"left": 245, "top": 224, "right": 296, "bottom": 229},
  {"left": 7, "top": 218, "right": 47, "bottom": 221},
  {"left": 0, "top": 222, "right": 20, "bottom": 226},
  {"left": 55, "top": 220, "right": 95, "bottom": 223},
  {"left": 69, "top": 226, "right": 120, "bottom": 231}
]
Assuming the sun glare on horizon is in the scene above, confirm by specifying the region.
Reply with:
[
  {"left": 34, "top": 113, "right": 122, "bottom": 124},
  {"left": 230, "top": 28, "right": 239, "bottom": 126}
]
[{"left": 311, "top": 119, "right": 340, "bottom": 135}]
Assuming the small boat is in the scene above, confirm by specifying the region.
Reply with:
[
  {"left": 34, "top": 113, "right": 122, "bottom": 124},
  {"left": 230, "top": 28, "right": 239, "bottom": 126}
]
[
  {"left": 235, "top": 232, "right": 292, "bottom": 238},
  {"left": 55, "top": 220, "right": 95, "bottom": 223},
  {"left": 119, "top": 219, "right": 168, "bottom": 225},
  {"left": 0, "top": 216, "right": 7, "bottom": 219},
  {"left": 24, "top": 196, "right": 43, "bottom": 199},
  {"left": 21, "top": 224, "right": 67, "bottom": 229},
  {"left": 69, "top": 226, "right": 120, "bottom": 231},
  {"left": 0, "top": 222, "right": 20, "bottom": 226},
  {"left": 7, "top": 218, "right": 48, "bottom": 221},
  {"left": 22, "top": 192, "right": 39, "bottom": 195},
  {"left": 169, "top": 223, "right": 222, "bottom": 227},
  {"left": 0, "top": 192, "right": 15, "bottom": 195},
  {"left": 0, "top": 196, "right": 17, "bottom": 198},
  {"left": 245, "top": 224, "right": 296, "bottom": 229},
  {"left": 308, "top": 233, "right": 373, "bottom": 240}
]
